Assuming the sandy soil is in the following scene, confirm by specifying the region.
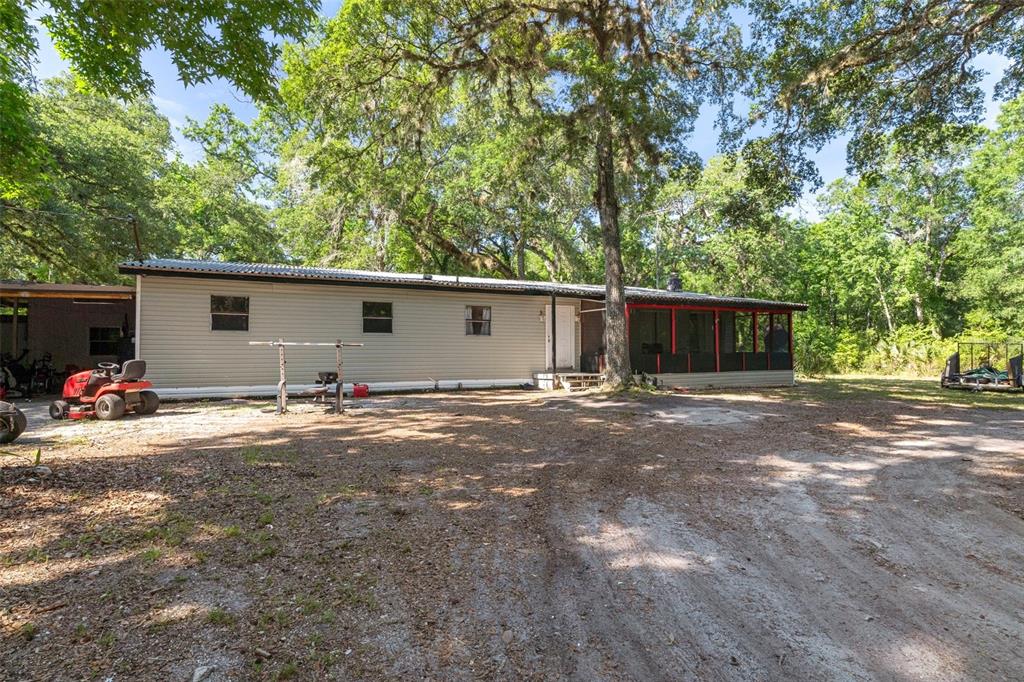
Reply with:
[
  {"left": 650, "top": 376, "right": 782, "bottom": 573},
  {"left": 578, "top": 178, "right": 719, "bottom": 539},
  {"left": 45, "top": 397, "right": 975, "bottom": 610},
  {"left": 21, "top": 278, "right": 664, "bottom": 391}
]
[{"left": 1, "top": 381, "right": 1023, "bottom": 681}]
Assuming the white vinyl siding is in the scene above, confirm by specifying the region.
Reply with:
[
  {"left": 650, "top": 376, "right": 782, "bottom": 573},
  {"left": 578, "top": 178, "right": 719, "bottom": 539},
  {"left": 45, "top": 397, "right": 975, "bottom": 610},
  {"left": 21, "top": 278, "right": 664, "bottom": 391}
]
[{"left": 137, "top": 276, "right": 580, "bottom": 388}]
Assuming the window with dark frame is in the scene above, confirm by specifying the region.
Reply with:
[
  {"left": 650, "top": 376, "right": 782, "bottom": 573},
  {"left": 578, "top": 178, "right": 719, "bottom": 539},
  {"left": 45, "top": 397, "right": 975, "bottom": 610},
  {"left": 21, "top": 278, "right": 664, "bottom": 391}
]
[
  {"left": 211, "top": 295, "right": 249, "bottom": 331},
  {"left": 465, "top": 305, "right": 491, "bottom": 336},
  {"left": 362, "top": 302, "right": 393, "bottom": 333},
  {"left": 89, "top": 327, "right": 121, "bottom": 355}
]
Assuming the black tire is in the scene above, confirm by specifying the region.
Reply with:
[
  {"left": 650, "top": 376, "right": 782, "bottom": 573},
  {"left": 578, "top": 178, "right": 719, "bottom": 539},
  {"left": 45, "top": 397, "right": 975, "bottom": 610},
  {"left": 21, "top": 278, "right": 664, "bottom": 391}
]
[
  {"left": 136, "top": 390, "right": 160, "bottom": 415},
  {"left": 0, "top": 407, "right": 26, "bottom": 444},
  {"left": 95, "top": 394, "right": 125, "bottom": 421},
  {"left": 49, "top": 400, "right": 68, "bottom": 420}
]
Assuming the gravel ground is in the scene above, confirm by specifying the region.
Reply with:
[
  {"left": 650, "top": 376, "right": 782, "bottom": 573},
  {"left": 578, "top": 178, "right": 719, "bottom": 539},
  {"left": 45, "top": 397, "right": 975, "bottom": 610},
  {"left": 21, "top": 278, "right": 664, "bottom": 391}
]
[{"left": 1, "top": 380, "right": 1023, "bottom": 681}]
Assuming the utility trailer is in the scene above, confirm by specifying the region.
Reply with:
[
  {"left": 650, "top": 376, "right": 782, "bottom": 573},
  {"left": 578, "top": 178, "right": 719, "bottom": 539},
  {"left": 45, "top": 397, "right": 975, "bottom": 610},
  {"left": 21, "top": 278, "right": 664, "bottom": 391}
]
[{"left": 941, "top": 341, "right": 1024, "bottom": 392}]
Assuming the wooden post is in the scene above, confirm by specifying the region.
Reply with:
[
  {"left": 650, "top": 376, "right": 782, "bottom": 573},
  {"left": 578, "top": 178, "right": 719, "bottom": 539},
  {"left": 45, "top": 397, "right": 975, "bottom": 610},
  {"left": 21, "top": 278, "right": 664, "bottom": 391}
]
[
  {"left": 277, "top": 338, "right": 287, "bottom": 414},
  {"left": 550, "top": 293, "right": 557, "bottom": 372},
  {"left": 335, "top": 339, "right": 344, "bottom": 415},
  {"left": 714, "top": 310, "right": 720, "bottom": 373},
  {"left": 11, "top": 297, "right": 19, "bottom": 356}
]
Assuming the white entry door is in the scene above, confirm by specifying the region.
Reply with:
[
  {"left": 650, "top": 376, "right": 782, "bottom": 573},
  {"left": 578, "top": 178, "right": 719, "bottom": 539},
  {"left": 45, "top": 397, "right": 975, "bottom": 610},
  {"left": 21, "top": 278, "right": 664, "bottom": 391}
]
[{"left": 545, "top": 305, "right": 575, "bottom": 369}]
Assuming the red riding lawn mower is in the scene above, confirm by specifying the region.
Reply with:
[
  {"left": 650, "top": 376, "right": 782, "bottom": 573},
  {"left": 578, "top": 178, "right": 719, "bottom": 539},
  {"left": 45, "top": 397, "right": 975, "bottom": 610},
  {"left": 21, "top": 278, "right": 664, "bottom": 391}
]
[{"left": 50, "top": 360, "right": 160, "bottom": 421}]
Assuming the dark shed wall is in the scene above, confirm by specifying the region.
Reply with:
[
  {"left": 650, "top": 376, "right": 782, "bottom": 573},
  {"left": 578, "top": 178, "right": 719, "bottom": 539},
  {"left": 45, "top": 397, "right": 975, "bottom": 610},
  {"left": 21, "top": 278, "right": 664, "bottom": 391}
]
[{"left": 25, "top": 299, "right": 134, "bottom": 371}]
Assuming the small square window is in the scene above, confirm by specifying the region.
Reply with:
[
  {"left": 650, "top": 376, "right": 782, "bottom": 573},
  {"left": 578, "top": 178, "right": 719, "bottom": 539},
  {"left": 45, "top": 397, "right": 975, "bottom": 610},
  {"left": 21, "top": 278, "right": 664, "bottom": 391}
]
[
  {"left": 89, "top": 327, "right": 121, "bottom": 356},
  {"left": 211, "top": 295, "right": 249, "bottom": 331},
  {"left": 362, "top": 302, "right": 393, "bottom": 333},
  {"left": 465, "top": 306, "right": 491, "bottom": 336}
]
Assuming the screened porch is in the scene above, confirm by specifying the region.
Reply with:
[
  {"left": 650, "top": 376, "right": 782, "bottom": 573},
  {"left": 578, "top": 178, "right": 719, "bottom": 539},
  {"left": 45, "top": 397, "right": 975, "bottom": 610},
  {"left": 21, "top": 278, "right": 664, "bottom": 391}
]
[{"left": 627, "top": 304, "right": 793, "bottom": 376}]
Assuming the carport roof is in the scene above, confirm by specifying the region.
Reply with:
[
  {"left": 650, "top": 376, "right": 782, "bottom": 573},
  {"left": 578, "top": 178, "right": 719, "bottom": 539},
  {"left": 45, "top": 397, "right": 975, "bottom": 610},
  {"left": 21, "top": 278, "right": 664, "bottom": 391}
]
[
  {"left": 0, "top": 280, "right": 135, "bottom": 299},
  {"left": 119, "top": 258, "right": 808, "bottom": 311}
]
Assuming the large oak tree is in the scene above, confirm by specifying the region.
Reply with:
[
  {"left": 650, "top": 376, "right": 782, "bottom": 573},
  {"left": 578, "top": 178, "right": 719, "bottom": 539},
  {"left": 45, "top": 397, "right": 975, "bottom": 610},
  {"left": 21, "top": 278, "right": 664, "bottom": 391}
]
[{"left": 282, "top": 0, "right": 745, "bottom": 386}]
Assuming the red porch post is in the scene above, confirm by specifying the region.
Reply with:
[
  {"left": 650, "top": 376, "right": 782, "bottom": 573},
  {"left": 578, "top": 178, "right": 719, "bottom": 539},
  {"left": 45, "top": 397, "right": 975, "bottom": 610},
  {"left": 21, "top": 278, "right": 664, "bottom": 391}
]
[
  {"left": 788, "top": 311, "right": 793, "bottom": 360},
  {"left": 714, "top": 310, "right": 720, "bottom": 372}
]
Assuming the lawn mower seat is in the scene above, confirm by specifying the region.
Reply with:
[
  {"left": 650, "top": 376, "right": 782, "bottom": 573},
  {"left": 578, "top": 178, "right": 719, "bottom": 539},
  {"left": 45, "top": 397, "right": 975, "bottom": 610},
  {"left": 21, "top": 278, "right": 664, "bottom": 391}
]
[{"left": 113, "top": 359, "right": 147, "bottom": 382}]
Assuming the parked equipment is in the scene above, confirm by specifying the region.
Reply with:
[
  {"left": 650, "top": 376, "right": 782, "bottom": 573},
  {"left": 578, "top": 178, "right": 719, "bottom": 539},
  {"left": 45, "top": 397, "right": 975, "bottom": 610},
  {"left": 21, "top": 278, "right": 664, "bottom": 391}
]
[
  {"left": 49, "top": 360, "right": 160, "bottom": 420},
  {"left": 248, "top": 339, "right": 364, "bottom": 414},
  {"left": 0, "top": 401, "right": 27, "bottom": 444},
  {"left": 1, "top": 350, "right": 32, "bottom": 399},
  {"left": 942, "top": 341, "right": 1024, "bottom": 393}
]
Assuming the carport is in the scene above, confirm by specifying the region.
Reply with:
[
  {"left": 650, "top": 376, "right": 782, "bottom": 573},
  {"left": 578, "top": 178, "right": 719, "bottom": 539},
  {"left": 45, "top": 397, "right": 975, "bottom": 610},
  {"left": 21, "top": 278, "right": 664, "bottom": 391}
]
[{"left": 0, "top": 281, "right": 136, "bottom": 383}]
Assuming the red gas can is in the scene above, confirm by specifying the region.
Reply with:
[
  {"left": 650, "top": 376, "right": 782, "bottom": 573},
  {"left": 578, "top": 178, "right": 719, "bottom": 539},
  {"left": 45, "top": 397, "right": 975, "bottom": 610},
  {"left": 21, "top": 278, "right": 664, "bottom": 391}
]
[{"left": 352, "top": 383, "right": 369, "bottom": 398}]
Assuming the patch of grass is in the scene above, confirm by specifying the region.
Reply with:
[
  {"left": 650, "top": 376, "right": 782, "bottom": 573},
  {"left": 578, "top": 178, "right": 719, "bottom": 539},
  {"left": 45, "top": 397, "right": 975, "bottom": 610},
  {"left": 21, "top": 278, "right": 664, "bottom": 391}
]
[
  {"left": 223, "top": 524, "right": 242, "bottom": 538},
  {"left": 248, "top": 530, "right": 280, "bottom": 561},
  {"left": 139, "top": 547, "right": 162, "bottom": 563},
  {"left": 256, "top": 606, "right": 291, "bottom": 629},
  {"left": 276, "top": 661, "right": 299, "bottom": 680},
  {"left": 206, "top": 608, "right": 235, "bottom": 626},
  {"left": 19, "top": 622, "right": 38, "bottom": 641},
  {"left": 337, "top": 484, "right": 362, "bottom": 499},
  {"left": 248, "top": 486, "right": 274, "bottom": 505},
  {"left": 98, "top": 631, "right": 116, "bottom": 648},
  {"left": 337, "top": 580, "right": 378, "bottom": 610},
  {"left": 781, "top": 375, "right": 1024, "bottom": 411},
  {"left": 257, "top": 511, "right": 274, "bottom": 526},
  {"left": 418, "top": 485, "right": 434, "bottom": 496},
  {"left": 241, "top": 445, "right": 298, "bottom": 465},
  {"left": 142, "top": 512, "right": 195, "bottom": 547},
  {"left": 296, "top": 594, "right": 323, "bottom": 616}
]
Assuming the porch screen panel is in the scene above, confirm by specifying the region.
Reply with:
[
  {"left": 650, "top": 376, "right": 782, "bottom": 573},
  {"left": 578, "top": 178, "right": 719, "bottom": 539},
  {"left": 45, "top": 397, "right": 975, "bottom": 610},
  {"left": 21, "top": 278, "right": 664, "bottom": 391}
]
[
  {"left": 734, "top": 312, "right": 755, "bottom": 370},
  {"left": 769, "top": 313, "right": 793, "bottom": 370},
  {"left": 678, "top": 311, "right": 715, "bottom": 373},
  {"left": 718, "top": 311, "right": 742, "bottom": 372},
  {"left": 629, "top": 309, "right": 669, "bottom": 374},
  {"left": 750, "top": 313, "right": 771, "bottom": 370}
]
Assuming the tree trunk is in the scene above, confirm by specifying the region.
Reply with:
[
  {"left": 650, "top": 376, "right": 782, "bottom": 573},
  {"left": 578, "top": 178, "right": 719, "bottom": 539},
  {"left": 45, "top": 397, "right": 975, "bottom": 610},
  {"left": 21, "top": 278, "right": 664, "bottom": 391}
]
[
  {"left": 874, "top": 272, "right": 895, "bottom": 333},
  {"left": 912, "top": 293, "right": 925, "bottom": 325},
  {"left": 516, "top": 234, "right": 526, "bottom": 279},
  {"left": 595, "top": 105, "right": 630, "bottom": 387}
]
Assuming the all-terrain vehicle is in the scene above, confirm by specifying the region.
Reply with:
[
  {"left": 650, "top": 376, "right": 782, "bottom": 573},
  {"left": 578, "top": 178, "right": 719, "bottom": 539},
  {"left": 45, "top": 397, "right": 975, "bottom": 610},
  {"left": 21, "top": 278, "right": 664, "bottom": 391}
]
[
  {"left": 0, "top": 401, "right": 27, "bottom": 444},
  {"left": 49, "top": 360, "right": 160, "bottom": 420}
]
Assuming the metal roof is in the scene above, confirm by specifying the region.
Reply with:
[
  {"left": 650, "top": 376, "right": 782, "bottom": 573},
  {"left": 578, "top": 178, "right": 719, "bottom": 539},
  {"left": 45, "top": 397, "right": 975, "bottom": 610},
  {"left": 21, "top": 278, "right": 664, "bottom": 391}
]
[
  {"left": 119, "top": 258, "right": 808, "bottom": 311},
  {"left": 1, "top": 280, "right": 135, "bottom": 299}
]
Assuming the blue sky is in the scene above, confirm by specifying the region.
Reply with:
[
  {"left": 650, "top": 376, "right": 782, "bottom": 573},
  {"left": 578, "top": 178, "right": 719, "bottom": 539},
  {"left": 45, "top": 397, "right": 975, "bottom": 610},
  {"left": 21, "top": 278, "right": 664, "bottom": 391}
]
[{"left": 30, "top": 4, "right": 1009, "bottom": 219}]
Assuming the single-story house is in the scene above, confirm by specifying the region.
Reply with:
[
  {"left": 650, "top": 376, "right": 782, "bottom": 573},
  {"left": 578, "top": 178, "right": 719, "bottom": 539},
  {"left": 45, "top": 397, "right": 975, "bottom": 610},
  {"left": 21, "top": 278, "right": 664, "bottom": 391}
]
[{"left": 117, "top": 259, "right": 808, "bottom": 397}]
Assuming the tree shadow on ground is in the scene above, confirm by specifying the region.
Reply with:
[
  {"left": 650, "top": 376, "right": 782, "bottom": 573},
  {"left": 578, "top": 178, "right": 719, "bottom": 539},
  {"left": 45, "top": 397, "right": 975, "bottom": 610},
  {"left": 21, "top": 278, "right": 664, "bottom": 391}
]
[{"left": 2, "top": 384, "right": 1022, "bottom": 680}]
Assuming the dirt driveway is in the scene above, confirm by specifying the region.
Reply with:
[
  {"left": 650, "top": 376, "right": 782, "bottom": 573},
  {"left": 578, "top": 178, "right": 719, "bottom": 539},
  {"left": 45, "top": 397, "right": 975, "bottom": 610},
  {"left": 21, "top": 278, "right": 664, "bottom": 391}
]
[{"left": 2, "top": 380, "right": 1023, "bottom": 681}]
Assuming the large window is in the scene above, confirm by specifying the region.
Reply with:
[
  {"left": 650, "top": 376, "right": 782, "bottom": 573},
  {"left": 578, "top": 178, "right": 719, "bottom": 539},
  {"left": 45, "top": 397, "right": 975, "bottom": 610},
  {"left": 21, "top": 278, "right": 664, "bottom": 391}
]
[
  {"left": 89, "top": 327, "right": 121, "bottom": 355},
  {"left": 362, "top": 302, "right": 393, "bottom": 333},
  {"left": 465, "top": 306, "right": 491, "bottom": 336},
  {"left": 211, "top": 295, "right": 249, "bottom": 331}
]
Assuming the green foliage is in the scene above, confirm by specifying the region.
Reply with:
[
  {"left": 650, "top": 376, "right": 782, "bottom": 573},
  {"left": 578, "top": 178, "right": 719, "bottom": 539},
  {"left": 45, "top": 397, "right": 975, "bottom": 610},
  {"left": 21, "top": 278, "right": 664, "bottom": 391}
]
[
  {"left": 1, "top": 0, "right": 317, "bottom": 201},
  {"left": 749, "top": 0, "right": 1023, "bottom": 173},
  {"left": 2, "top": 76, "right": 286, "bottom": 282},
  {"left": 5, "top": 1, "right": 1024, "bottom": 382},
  {"left": 1, "top": 76, "right": 177, "bottom": 281}
]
